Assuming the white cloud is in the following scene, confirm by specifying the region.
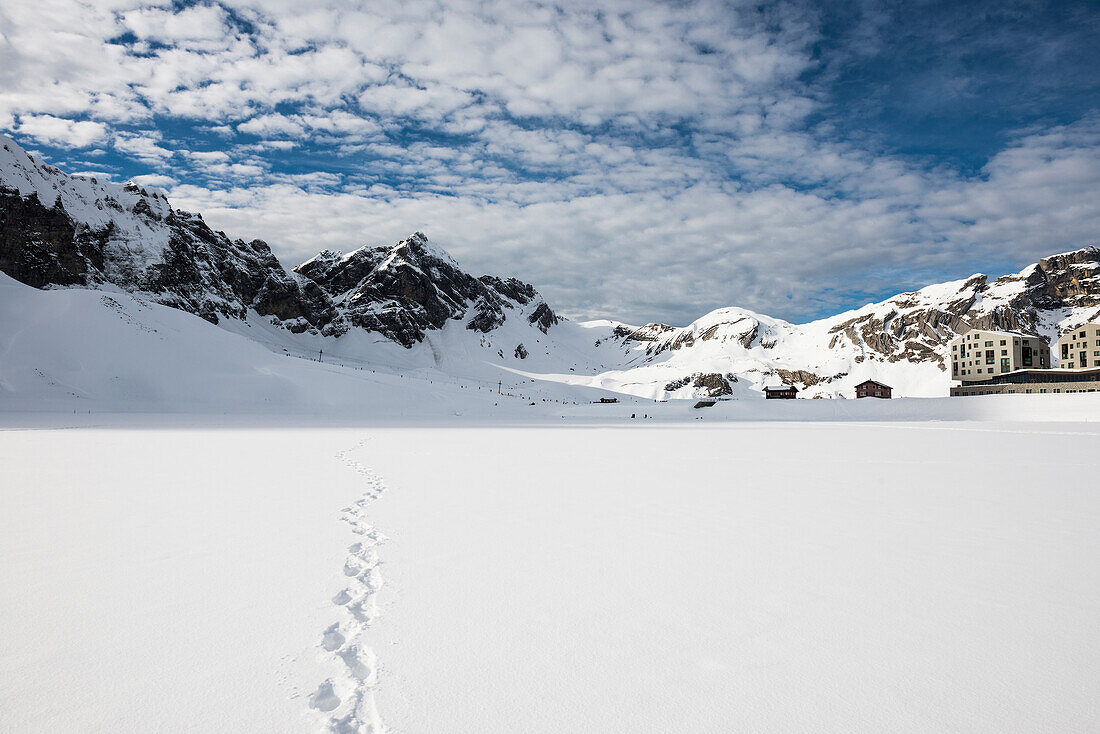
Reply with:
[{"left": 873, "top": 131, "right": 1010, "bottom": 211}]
[
  {"left": 121, "top": 5, "right": 233, "bottom": 49},
  {"left": 16, "top": 114, "right": 108, "bottom": 148},
  {"left": 237, "top": 114, "right": 306, "bottom": 137},
  {"left": 113, "top": 130, "right": 174, "bottom": 163},
  {"left": 1, "top": 1, "right": 1097, "bottom": 323},
  {"left": 130, "top": 173, "right": 178, "bottom": 188},
  {"left": 155, "top": 112, "right": 1100, "bottom": 325}
]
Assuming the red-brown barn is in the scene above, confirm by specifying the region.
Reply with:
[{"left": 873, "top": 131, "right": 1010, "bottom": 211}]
[{"left": 855, "top": 380, "right": 892, "bottom": 399}]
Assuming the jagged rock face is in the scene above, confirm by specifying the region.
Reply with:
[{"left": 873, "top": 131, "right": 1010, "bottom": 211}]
[
  {"left": 528, "top": 302, "right": 559, "bottom": 332},
  {"left": 293, "top": 232, "right": 559, "bottom": 347},
  {"left": 0, "top": 136, "right": 559, "bottom": 346},
  {"left": 0, "top": 185, "right": 331, "bottom": 327},
  {"left": 296, "top": 233, "right": 484, "bottom": 346},
  {"left": 0, "top": 188, "right": 92, "bottom": 288},
  {"left": 145, "top": 213, "right": 337, "bottom": 327},
  {"left": 0, "top": 137, "right": 335, "bottom": 328}
]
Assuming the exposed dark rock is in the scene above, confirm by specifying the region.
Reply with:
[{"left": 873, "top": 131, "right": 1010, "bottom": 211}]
[
  {"left": 528, "top": 302, "right": 559, "bottom": 332},
  {"left": 664, "top": 376, "right": 691, "bottom": 392},
  {"left": 479, "top": 275, "right": 536, "bottom": 304},
  {"left": 737, "top": 323, "right": 758, "bottom": 348},
  {"left": 0, "top": 189, "right": 89, "bottom": 288},
  {"left": 693, "top": 372, "right": 733, "bottom": 397},
  {"left": 294, "top": 232, "right": 558, "bottom": 347},
  {"left": 467, "top": 298, "right": 506, "bottom": 333},
  {"left": 670, "top": 330, "right": 695, "bottom": 350},
  {"left": 664, "top": 372, "right": 733, "bottom": 397},
  {"left": 776, "top": 369, "right": 821, "bottom": 387},
  {"left": 514, "top": 344, "right": 528, "bottom": 359},
  {"left": 0, "top": 184, "right": 338, "bottom": 330},
  {"left": 624, "top": 323, "right": 676, "bottom": 342}
]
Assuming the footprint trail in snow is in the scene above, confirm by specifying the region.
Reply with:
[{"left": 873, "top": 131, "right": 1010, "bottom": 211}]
[{"left": 310, "top": 439, "right": 389, "bottom": 733}]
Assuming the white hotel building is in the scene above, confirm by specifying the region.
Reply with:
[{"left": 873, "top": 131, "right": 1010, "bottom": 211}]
[
  {"left": 1057, "top": 319, "right": 1100, "bottom": 369},
  {"left": 949, "top": 329, "right": 1050, "bottom": 382}
]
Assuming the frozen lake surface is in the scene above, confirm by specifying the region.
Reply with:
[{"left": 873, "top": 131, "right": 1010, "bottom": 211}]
[{"left": 3, "top": 414, "right": 1099, "bottom": 732}]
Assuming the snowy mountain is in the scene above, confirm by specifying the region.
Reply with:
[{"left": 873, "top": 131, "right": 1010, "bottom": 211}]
[
  {"left": 0, "top": 135, "right": 556, "bottom": 347},
  {"left": 594, "top": 248, "right": 1100, "bottom": 398},
  {"left": 0, "top": 136, "right": 339, "bottom": 329},
  {"left": 2, "top": 134, "right": 1099, "bottom": 400}
]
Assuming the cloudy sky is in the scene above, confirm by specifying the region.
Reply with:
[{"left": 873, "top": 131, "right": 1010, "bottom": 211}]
[{"left": 2, "top": 0, "right": 1098, "bottom": 325}]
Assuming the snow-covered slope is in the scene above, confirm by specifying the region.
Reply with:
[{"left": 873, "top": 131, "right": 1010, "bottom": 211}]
[{"left": 0, "top": 269, "right": 635, "bottom": 414}]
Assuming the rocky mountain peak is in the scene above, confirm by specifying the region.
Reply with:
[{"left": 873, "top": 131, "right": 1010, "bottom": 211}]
[
  {"left": 293, "top": 232, "right": 558, "bottom": 347},
  {"left": 0, "top": 139, "right": 558, "bottom": 347}
]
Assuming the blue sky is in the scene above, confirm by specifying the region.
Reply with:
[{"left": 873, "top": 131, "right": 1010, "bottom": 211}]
[{"left": 2, "top": 0, "right": 1098, "bottom": 325}]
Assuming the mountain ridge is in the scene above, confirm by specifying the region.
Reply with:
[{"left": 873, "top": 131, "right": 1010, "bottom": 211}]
[
  {"left": 0, "top": 134, "right": 555, "bottom": 347},
  {"left": 2, "top": 134, "right": 1098, "bottom": 399}
]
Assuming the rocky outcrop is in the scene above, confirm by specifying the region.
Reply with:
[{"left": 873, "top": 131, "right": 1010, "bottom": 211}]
[
  {"left": 293, "top": 233, "right": 558, "bottom": 347},
  {"left": 692, "top": 373, "right": 733, "bottom": 397},
  {"left": 775, "top": 369, "right": 821, "bottom": 387},
  {"left": 664, "top": 372, "right": 734, "bottom": 397},
  {"left": 528, "top": 302, "right": 559, "bottom": 332}
]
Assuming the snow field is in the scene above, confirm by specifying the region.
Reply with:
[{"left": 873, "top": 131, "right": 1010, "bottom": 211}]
[
  {"left": 3, "top": 417, "right": 1098, "bottom": 732},
  {"left": 0, "top": 427, "right": 380, "bottom": 732},
  {"left": 359, "top": 423, "right": 1100, "bottom": 733}
]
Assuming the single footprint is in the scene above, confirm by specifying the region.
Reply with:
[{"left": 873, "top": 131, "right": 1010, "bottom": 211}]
[
  {"left": 338, "top": 645, "right": 373, "bottom": 681},
  {"left": 322, "top": 623, "right": 346, "bottom": 652},
  {"left": 309, "top": 680, "right": 340, "bottom": 712}
]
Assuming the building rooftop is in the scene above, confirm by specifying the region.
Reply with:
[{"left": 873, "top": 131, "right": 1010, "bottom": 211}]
[
  {"left": 956, "top": 366, "right": 1100, "bottom": 386},
  {"left": 955, "top": 328, "right": 1038, "bottom": 341}
]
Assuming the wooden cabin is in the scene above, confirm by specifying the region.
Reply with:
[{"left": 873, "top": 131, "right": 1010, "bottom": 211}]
[
  {"left": 855, "top": 379, "right": 892, "bottom": 399},
  {"left": 763, "top": 385, "right": 797, "bottom": 399}
]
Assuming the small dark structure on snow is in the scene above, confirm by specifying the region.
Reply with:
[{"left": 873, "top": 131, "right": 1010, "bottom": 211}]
[
  {"left": 597, "top": 397, "right": 619, "bottom": 404},
  {"left": 855, "top": 379, "right": 892, "bottom": 399},
  {"left": 763, "top": 385, "right": 798, "bottom": 399},
  {"left": 693, "top": 400, "right": 717, "bottom": 409}
]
